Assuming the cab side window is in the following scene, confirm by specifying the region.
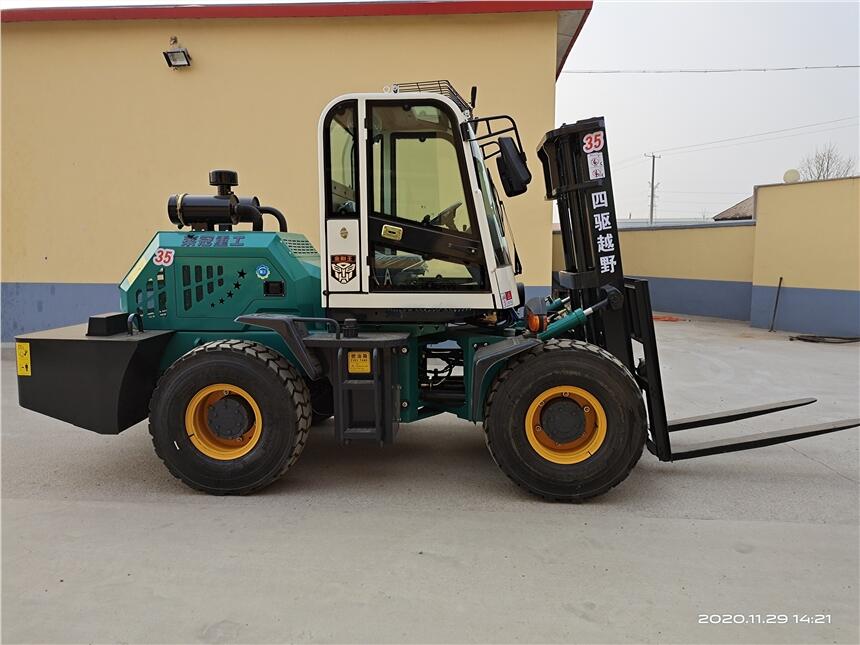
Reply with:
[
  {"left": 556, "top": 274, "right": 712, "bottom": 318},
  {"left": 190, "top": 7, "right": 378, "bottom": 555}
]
[
  {"left": 324, "top": 101, "right": 359, "bottom": 217},
  {"left": 369, "top": 104, "right": 472, "bottom": 235},
  {"left": 367, "top": 101, "right": 486, "bottom": 292}
]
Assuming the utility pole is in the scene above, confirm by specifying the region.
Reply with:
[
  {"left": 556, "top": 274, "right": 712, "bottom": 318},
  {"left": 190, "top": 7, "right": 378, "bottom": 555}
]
[{"left": 645, "top": 153, "right": 661, "bottom": 225}]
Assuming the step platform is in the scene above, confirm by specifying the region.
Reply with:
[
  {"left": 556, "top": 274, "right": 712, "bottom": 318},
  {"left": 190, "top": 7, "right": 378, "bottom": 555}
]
[{"left": 304, "top": 331, "right": 409, "bottom": 445}]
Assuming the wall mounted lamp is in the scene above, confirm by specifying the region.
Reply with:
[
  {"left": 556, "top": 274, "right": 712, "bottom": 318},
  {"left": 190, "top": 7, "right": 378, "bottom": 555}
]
[{"left": 163, "top": 36, "right": 191, "bottom": 69}]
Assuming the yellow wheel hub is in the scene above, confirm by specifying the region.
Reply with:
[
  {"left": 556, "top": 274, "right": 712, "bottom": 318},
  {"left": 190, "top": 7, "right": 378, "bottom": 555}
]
[
  {"left": 525, "top": 386, "right": 606, "bottom": 464},
  {"left": 185, "top": 383, "right": 262, "bottom": 460}
]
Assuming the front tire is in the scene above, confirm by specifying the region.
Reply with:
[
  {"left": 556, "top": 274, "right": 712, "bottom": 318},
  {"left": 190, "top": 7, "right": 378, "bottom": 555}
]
[
  {"left": 484, "top": 339, "right": 646, "bottom": 501},
  {"left": 148, "top": 340, "right": 311, "bottom": 495}
]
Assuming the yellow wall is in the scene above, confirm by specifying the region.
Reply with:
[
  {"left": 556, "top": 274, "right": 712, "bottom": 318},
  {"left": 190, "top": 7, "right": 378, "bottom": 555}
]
[
  {"left": 619, "top": 225, "right": 755, "bottom": 282},
  {"left": 753, "top": 177, "right": 859, "bottom": 291},
  {"left": 552, "top": 224, "right": 756, "bottom": 283},
  {"left": 1, "top": 12, "right": 557, "bottom": 286},
  {"left": 550, "top": 178, "right": 858, "bottom": 291},
  {"left": 548, "top": 179, "right": 857, "bottom": 333}
]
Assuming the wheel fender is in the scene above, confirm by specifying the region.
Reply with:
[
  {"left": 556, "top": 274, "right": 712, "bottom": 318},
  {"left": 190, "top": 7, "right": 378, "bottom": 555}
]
[
  {"left": 235, "top": 314, "right": 324, "bottom": 380},
  {"left": 470, "top": 336, "right": 542, "bottom": 420}
]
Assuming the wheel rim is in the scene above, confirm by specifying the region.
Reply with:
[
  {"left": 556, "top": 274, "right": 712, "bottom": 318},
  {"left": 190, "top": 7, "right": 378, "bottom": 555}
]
[
  {"left": 185, "top": 383, "right": 262, "bottom": 460},
  {"left": 524, "top": 386, "right": 606, "bottom": 464}
]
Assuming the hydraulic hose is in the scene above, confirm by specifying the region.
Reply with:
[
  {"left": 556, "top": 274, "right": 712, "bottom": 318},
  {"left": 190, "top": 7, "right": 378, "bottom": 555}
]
[{"left": 259, "top": 206, "right": 288, "bottom": 232}]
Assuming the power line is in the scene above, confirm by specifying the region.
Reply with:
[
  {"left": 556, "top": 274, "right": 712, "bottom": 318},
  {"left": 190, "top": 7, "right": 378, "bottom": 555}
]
[
  {"left": 648, "top": 208, "right": 720, "bottom": 215},
  {"left": 606, "top": 117, "right": 857, "bottom": 171},
  {"left": 662, "top": 190, "right": 748, "bottom": 195},
  {"left": 612, "top": 154, "right": 644, "bottom": 167},
  {"left": 653, "top": 116, "right": 858, "bottom": 154},
  {"left": 613, "top": 155, "right": 653, "bottom": 170},
  {"left": 638, "top": 197, "right": 734, "bottom": 206},
  {"left": 661, "top": 123, "right": 858, "bottom": 156},
  {"left": 562, "top": 65, "right": 859, "bottom": 74},
  {"left": 656, "top": 199, "right": 741, "bottom": 205}
]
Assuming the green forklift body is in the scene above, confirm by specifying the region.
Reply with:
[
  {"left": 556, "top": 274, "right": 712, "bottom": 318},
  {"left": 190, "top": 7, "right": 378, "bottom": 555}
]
[
  {"left": 16, "top": 231, "right": 325, "bottom": 434},
  {"left": 120, "top": 230, "right": 323, "bottom": 331}
]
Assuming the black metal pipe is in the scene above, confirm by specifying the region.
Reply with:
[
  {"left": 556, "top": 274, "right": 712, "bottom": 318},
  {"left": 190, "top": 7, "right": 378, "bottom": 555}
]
[
  {"left": 127, "top": 312, "right": 143, "bottom": 335},
  {"left": 167, "top": 171, "right": 286, "bottom": 233},
  {"left": 168, "top": 193, "right": 239, "bottom": 229},
  {"left": 235, "top": 201, "right": 263, "bottom": 231},
  {"left": 237, "top": 197, "right": 261, "bottom": 231},
  {"left": 769, "top": 276, "right": 783, "bottom": 332},
  {"left": 258, "top": 206, "right": 288, "bottom": 232}
]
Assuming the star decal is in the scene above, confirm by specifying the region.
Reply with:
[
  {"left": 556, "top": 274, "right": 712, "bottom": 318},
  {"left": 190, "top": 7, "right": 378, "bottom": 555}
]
[
  {"left": 219, "top": 298, "right": 224, "bottom": 304},
  {"left": 227, "top": 291, "right": 234, "bottom": 298},
  {"left": 233, "top": 282, "right": 241, "bottom": 290},
  {"left": 238, "top": 269, "right": 246, "bottom": 279}
]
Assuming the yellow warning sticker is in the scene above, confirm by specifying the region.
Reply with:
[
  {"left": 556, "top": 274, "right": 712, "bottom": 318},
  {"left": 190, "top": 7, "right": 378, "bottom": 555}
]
[
  {"left": 347, "top": 351, "right": 371, "bottom": 374},
  {"left": 16, "top": 342, "right": 31, "bottom": 376}
]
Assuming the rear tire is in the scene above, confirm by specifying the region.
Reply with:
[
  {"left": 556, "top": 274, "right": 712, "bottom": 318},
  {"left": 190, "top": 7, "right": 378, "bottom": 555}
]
[
  {"left": 149, "top": 340, "right": 311, "bottom": 495},
  {"left": 484, "top": 339, "right": 646, "bottom": 501}
]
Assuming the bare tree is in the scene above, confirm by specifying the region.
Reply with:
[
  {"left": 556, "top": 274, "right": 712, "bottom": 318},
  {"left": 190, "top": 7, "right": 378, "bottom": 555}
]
[{"left": 799, "top": 142, "right": 856, "bottom": 181}]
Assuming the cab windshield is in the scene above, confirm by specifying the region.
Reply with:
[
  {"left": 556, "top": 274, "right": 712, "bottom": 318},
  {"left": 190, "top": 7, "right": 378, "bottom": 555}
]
[{"left": 469, "top": 138, "right": 511, "bottom": 268}]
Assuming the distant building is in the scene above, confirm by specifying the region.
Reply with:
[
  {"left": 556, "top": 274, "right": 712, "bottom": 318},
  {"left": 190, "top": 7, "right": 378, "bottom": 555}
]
[{"left": 713, "top": 196, "right": 754, "bottom": 221}]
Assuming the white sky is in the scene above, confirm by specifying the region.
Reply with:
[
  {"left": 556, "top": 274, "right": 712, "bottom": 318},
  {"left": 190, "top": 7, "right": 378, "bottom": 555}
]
[
  {"left": 559, "top": 1, "right": 859, "bottom": 219},
  {"left": 2, "top": 0, "right": 858, "bottom": 220}
]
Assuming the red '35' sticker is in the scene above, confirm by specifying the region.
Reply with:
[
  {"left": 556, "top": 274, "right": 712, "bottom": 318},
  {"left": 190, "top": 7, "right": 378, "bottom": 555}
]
[
  {"left": 153, "top": 248, "right": 175, "bottom": 266},
  {"left": 582, "top": 131, "right": 605, "bottom": 153}
]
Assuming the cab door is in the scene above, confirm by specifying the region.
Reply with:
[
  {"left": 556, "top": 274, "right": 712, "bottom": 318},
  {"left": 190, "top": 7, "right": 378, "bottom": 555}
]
[
  {"left": 364, "top": 99, "right": 490, "bottom": 300},
  {"left": 320, "top": 99, "right": 363, "bottom": 296}
]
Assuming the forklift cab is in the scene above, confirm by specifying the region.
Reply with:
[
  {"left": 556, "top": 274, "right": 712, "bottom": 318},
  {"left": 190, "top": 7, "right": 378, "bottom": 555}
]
[{"left": 319, "top": 89, "right": 525, "bottom": 319}]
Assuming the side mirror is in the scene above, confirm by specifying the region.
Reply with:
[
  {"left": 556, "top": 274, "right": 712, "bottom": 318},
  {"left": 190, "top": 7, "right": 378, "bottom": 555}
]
[{"left": 496, "top": 136, "right": 532, "bottom": 197}]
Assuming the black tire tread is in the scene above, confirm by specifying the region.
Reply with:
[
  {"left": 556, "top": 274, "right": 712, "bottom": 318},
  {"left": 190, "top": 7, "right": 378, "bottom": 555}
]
[
  {"left": 483, "top": 338, "right": 646, "bottom": 502},
  {"left": 148, "top": 339, "right": 311, "bottom": 495}
]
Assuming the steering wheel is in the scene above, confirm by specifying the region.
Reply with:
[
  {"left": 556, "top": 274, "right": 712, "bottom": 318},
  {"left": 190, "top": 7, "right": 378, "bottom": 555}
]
[{"left": 427, "top": 201, "right": 463, "bottom": 231}]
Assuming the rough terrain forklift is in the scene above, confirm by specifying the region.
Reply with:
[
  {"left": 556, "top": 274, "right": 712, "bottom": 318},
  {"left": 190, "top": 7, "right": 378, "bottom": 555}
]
[{"left": 16, "top": 81, "right": 859, "bottom": 500}]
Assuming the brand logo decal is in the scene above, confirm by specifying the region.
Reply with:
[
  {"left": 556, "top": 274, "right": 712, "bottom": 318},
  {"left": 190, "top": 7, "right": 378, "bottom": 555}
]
[
  {"left": 331, "top": 254, "right": 357, "bottom": 284},
  {"left": 255, "top": 265, "right": 271, "bottom": 280},
  {"left": 181, "top": 234, "right": 245, "bottom": 248}
]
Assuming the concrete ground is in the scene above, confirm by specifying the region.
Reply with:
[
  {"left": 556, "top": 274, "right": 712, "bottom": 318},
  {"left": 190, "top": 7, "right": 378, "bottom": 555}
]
[{"left": 1, "top": 316, "right": 858, "bottom": 644}]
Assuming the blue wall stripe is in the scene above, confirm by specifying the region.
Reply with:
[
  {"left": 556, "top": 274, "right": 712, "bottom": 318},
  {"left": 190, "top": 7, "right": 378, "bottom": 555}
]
[
  {"left": 2, "top": 283, "right": 119, "bottom": 341},
  {"left": 523, "top": 285, "right": 550, "bottom": 302},
  {"left": 3, "top": 280, "right": 857, "bottom": 341},
  {"left": 531, "top": 278, "right": 752, "bottom": 321},
  {"left": 750, "top": 285, "right": 860, "bottom": 337},
  {"left": 629, "top": 276, "right": 752, "bottom": 321}
]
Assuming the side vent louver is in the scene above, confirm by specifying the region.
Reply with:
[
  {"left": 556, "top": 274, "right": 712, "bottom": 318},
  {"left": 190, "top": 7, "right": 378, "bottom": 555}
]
[
  {"left": 284, "top": 238, "right": 319, "bottom": 257},
  {"left": 143, "top": 268, "right": 168, "bottom": 318},
  {"left": 182, "top": 264, "right": 225, "bottom": 311}
]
